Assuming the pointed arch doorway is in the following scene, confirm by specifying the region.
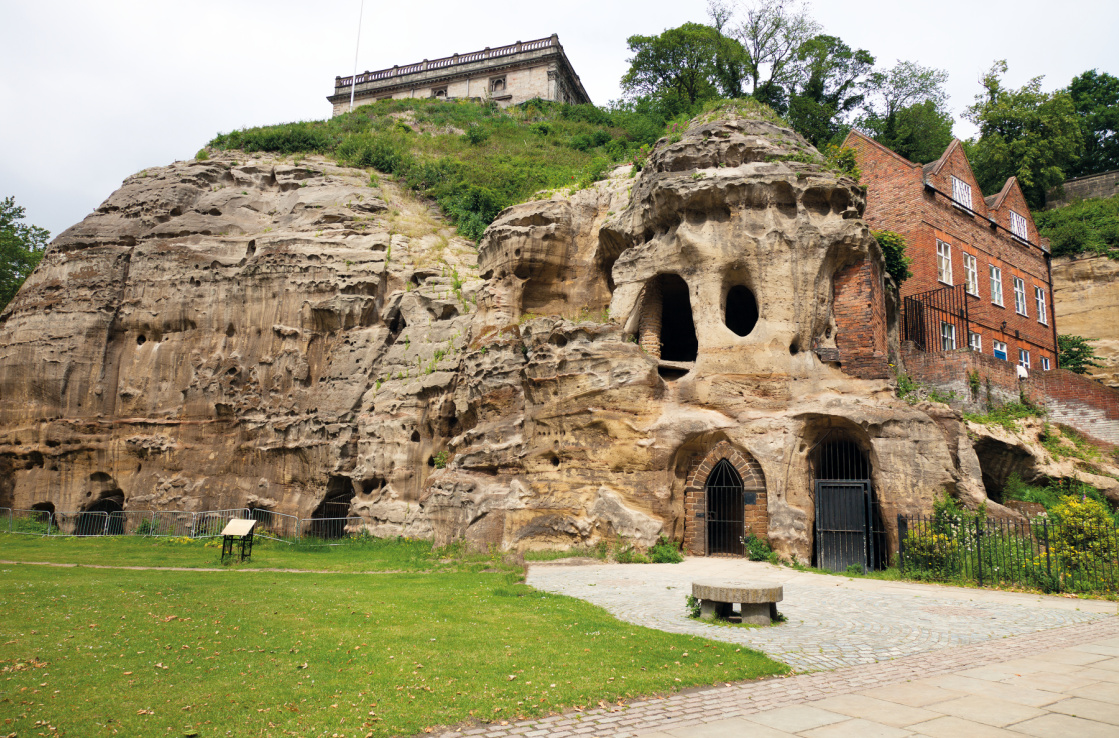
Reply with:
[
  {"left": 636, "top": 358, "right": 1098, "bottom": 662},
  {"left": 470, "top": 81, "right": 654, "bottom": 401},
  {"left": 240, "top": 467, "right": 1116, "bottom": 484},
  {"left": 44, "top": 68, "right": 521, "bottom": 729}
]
[{"left": 706, "top": 459, "right": 745, "bottom": 556}]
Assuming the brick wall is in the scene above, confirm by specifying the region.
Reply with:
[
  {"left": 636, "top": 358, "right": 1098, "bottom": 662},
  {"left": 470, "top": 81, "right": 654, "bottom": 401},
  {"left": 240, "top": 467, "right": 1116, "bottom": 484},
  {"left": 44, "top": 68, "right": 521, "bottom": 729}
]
[
  {"left": 833, "top": 258, "right": 889, "bottom": 379},
  {"left": 844, "top": 131, "right": 1057, "bottom": 370},
  {"left": 902, "top": 343, "right": 1119, "bottom": 445},
  {"left": 682, "top": 441, "right": 768, "bottom": 556}
]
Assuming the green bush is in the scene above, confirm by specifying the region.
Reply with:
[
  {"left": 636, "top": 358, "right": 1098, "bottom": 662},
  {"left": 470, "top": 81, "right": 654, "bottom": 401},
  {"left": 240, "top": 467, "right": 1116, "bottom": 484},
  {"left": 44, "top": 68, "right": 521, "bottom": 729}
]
[
  {"left": 208, "top": 97, "right": 674, "bottom": 242},
  {"left": 873, "top": 230, "right": 912, "bottom": 285},
  {"left": 743, "top": 533, "right": 778, "bottom": 563},
  {"left": 647, "top": 535, "right": 684, "bottom": 563},
  {"left": 1049, "top": 496, "right": 1117, "bottom": 572},
  {"left": 1034, "top": 193, "right": 1119, "bottom": 258}
]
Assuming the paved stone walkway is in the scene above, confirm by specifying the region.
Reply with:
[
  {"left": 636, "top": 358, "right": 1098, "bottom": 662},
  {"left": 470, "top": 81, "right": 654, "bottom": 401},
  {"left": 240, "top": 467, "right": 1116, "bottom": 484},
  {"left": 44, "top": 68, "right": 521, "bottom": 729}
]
[
  {"left": 526, "top": 558, "right": 1114, "bottom": 672},
  {"left": 434, "top": 619, "right": 1119, "bottom": 738}
]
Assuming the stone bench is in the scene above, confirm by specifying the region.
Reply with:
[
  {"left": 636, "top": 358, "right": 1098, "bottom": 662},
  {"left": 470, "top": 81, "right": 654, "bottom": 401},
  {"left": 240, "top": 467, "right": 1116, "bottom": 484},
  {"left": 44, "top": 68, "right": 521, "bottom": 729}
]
[{"left": 692, "top": 580, "right": 783, "bottom": 625}]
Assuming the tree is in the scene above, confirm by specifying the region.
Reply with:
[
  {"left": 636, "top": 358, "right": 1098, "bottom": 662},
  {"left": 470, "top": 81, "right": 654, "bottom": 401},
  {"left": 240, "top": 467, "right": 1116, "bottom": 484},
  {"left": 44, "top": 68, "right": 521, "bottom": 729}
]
[
  {"left": 864, "top": 100, "right": 955, "bottom": 164},
  {"left": 709, "top": 0, "right": 820, "bottom": 109},
  {"left": 1057, "top": 334, "right": 1104, "bottom": 375},
  {"left": 0, "top": 197, "right": 49, "bottom": 311},
  {"left": 1065, "top": 69, "right": 1119, "bottom": 177},
  {"left": 621, "top": 23, "right": 729, "bottom": 108},
  {"left": 865, "top": 60, "right": 949, "bottom": 121},
  {"left": 785, "top": 34, "right": 875, "bottom": 146},
  {"left": 965, "top": 61, "right": 1082, "bottom": 208}
]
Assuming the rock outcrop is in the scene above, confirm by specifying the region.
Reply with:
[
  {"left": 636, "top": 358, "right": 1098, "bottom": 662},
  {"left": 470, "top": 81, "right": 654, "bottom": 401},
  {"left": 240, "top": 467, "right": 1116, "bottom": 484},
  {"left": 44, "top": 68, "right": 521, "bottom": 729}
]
[
  {"left": 0, "top": 111, "right": 1075, "bottom": 561},
  {"left": 1052, "top": 254, "right": 1119, "bottom": 388}
]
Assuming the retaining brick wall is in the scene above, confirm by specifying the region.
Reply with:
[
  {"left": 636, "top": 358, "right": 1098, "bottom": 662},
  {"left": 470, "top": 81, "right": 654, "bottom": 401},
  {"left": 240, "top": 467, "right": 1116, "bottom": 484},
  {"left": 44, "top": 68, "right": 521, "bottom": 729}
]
[{"left": 902, "top": 343, "right": 1119, "bottom": 445}]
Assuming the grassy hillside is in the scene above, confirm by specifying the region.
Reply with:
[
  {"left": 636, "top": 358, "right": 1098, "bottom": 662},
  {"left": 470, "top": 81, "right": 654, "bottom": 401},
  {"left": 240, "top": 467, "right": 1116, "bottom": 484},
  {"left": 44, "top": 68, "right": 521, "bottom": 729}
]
[
  {"left": 207, "top": 98, "right": 669, "bottom": 240},
  {"left": 1035, "top": 193, "right": 1119, "bottom": 258}
]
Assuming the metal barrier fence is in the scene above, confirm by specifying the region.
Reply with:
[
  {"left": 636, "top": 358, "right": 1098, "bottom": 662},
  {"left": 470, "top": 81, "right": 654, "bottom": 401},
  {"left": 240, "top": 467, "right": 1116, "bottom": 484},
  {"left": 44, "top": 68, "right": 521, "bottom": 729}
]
[
  {"left": 7, "top": 508, "right": 53, "bottom": 535},
  {"left": 899, "top": 513, "right": 1119, "bottom": 594},
  {"left": 0, "top": 506, "right": 370, "bottom": 544}
]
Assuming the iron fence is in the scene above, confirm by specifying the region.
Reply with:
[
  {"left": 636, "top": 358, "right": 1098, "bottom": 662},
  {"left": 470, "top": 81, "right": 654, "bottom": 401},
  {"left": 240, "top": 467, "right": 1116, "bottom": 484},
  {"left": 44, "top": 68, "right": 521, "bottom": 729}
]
[
  {"left": 191, "top": 509, "right": 251, "bottom": 538},
  {"left": 898, "top": 513, "right": 1119, "bottom": 593},
  {"left": 301, "top": 516, "right": 365, "bottom": 541},
  {"left": 901, "top": 283, "right": 970, "bottom": 352},
  {"left": 5, "top": 508, "right": 53, "bottom": 535},
  {"left": 249, "top": 509, "right": 301, "bottom": 541},
  {"left": 50, "top": 511, "right": 110, "bottom": 537}
]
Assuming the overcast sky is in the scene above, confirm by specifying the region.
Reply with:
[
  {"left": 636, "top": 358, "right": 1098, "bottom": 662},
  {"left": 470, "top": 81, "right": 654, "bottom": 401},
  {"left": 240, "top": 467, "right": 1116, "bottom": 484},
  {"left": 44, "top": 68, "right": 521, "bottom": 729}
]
[{"left": 2, "top": 0, "right": 1116, "bottom": 238}]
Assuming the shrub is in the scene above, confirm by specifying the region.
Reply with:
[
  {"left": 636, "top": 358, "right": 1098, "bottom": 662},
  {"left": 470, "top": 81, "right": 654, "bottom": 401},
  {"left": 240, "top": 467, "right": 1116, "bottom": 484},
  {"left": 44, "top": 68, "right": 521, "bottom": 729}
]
[
  {"left": 873, "top": 230, "right": 912, "bottom": 285},
  {"left": 1058, "top": 334, "right": 1105, "bottom": 375},
  {"left": 742, "top": 533, "right": 778, "bottom": 563},
  {"left": 1049, "top": 495, "right": 1116, "bottom": 572},
  {"left": 1034, "top": 193, "right": 1119, "bottom": 258},
  {"left": 823, "top": 144, "right": 861, "bottom": 181},
  {"left": 685, "top": 594, "right": 702, "bottom": 618},
  {"left": 462, "top": 123, "right": 489, "bottom": 145},
  {"left": 647, "top": 535, "right": 684, "bottom": 563}
]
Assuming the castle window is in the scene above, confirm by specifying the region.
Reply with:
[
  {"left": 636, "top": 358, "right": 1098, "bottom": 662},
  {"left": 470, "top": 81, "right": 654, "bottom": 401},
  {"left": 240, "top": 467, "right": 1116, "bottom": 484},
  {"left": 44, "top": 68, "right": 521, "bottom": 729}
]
[
  {"left": 724, "top": 285, "right": 758, "bottom": 337},
  {"left": 951, "top": 176, "right": 972, "bottom": 209},
  {"left": 1013, "top": 277, "right": 1028, "bottom": 316},
  {"left": 940, "top": 322, "right": 956, "bottom": 351},
  {"left": 1035, "top": 286, "right": 1048, "bottom": 325},
  {"left": 1009, "top": 210, "right": 1028, "bottom": 240},
  {"left": 490, "top": 77, "right": 506, "bottom": 93},
  {"left": 963, "top": 253, "right": 978, "bottom": 295},
  {"left": 432, "top": 87, "right": 447, "bottom": 99},
  {"left": 936, "top": 240, "right": 952, "bottom": 285},
  {"left": 989, "top": 265, "right": 1004, "bottom": 306}
]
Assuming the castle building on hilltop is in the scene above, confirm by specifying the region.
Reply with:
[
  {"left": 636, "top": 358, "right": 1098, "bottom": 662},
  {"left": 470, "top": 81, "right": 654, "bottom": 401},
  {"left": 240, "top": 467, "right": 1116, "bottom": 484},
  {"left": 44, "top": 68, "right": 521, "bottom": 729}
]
[
  {"left": 328, "top": 34, "right": 591, "bottom": 116},
  {"left": 844, "top": 131, "right": 1059, "bottom": 372}
]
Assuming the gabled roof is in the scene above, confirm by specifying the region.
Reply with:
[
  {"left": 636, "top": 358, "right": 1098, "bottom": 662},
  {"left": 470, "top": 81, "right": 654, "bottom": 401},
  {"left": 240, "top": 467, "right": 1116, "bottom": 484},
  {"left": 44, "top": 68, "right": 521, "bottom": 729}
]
[
  {"left": 842, "top": 130, "right": 921, "bottom": 169},
  {"left": 984, "top": 176, "right": 1019, "bottom": 211},
  {"left": 922, "top": 139, "right": 965, "bottom": 178}
]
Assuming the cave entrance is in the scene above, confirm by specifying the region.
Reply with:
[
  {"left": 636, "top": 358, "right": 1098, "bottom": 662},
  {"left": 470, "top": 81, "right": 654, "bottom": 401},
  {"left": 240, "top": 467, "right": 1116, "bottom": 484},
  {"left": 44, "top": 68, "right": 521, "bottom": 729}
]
[
  {"left": 706, "top": 459, "right": 745, "bottom": 556},
  {"left": 659, "top": 275, "right": 698, "bottom": 362},
  {"left": 80, "top": 497, "right": 124, "bottom": 536},
  {"left": 725, "top": 285, "right": 758, "bottom": 337},
  {"left": 639, "top": 274, "right": 698, "bottom": 370},
  {"left": 309, "top": 477, "right": 356, "bottom": 539},
  {"left": 810, "top": 429, "right": 886, "bottom": 572}
]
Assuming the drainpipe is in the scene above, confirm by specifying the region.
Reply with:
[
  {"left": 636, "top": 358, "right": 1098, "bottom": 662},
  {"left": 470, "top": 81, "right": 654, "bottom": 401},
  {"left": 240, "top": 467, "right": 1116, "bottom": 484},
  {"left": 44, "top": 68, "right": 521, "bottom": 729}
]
[{"left": 1046, "top": 251, "right": 1059, "bottom": 369}]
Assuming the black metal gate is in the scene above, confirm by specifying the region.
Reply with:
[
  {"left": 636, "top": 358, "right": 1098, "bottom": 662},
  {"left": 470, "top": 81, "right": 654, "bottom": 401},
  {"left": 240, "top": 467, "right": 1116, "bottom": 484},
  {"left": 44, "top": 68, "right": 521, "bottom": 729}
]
[
  {"left": 815, "top": 481, "right": 874, "bottom": 572},
  {"left": 706, "top": 459, "right": 745, "bottom": 556},
  {"left": 811, "top": 430, "right": 885, "bottom": 572}
]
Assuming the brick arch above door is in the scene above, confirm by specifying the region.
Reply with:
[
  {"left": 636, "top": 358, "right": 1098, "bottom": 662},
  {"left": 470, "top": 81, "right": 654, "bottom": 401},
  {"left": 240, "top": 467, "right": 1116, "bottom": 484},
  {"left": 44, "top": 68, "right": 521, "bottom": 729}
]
[{"left": 683, "top": 441, "right": 768, "bottom": 556}]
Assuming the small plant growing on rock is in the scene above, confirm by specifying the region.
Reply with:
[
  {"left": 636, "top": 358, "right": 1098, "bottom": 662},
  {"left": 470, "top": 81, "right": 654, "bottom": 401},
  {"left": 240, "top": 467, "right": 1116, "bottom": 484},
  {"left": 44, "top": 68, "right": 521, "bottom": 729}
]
[
  {"left": 432, "top": 450, "right": 449, "bottom": 469},
  {"left": 685, "top": 594, "right": 702, "bottom": 619}
]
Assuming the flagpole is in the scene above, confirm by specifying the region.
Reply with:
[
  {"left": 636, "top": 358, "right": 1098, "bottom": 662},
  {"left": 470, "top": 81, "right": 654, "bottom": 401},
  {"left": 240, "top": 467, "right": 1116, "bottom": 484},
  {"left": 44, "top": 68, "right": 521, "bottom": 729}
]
[{"left": 349, "top": 0, "right": 365, "bottom": 112}]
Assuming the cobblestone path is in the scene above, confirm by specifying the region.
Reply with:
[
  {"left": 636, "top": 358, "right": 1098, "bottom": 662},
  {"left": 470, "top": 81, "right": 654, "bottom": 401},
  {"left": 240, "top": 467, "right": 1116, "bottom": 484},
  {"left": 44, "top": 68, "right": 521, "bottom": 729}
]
[{"left": 526, "top": 558, "right": 1112, "bottom": 672}]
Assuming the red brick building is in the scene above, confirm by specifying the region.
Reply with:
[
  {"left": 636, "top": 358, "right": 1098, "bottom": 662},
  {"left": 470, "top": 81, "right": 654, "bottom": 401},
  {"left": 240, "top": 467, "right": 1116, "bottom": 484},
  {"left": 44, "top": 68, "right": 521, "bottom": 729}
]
[{"left": 842, "top": 131, "right": 1059, "bottom": 371}]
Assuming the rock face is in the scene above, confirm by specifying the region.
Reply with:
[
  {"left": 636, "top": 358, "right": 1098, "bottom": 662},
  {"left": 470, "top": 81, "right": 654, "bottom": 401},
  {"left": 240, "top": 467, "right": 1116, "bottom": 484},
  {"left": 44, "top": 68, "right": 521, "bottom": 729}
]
[
  {"left": 1052, "top": 254, "right": 1119, "bottom": 388},
  {"left": 0, "top": 111, "right": 1049, "bottom": 562}
]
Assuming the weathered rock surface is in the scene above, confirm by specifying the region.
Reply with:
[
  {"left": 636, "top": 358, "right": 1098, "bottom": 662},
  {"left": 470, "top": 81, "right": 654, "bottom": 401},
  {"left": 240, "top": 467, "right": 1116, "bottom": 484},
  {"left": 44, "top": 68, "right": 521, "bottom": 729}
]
[
  {"left": 1052, "top": 254, "right": 1119, "bottom": 388},
  {"left": 3, "top": 112, "right": 1093, "bottom": 561}
]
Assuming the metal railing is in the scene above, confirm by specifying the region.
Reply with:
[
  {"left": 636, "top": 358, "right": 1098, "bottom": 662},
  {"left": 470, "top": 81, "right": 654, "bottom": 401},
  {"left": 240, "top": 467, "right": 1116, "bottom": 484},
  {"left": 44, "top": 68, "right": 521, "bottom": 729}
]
[
  {"left": 336, "top": 36, "right": 557, "bottom": 88},
  {"left": 901, "top": 283, "right": 970, "bottom": 353},
  {"left": 0, "top": 507, "right": 371, "bottom": 544},
  {"left": 898, "top": 513, "right": 1119, "bottom": 593}
]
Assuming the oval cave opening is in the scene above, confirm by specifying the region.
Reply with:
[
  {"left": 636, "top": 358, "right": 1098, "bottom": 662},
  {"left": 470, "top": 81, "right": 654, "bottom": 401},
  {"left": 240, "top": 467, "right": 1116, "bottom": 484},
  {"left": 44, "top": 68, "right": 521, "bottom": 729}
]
[
  {"left": 654, "top": 274, "right": 698, "bottom": 363},
  {"left": 309, "top": 476, "right": 356, "bottom": 540},
  {"left": 725, "top": 285, "right": 758, "bottom": 337}
]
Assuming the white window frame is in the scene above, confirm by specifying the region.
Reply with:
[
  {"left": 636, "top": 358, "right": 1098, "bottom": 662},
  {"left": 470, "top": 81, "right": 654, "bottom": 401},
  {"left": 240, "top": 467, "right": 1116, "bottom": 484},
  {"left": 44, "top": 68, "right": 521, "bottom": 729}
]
[
  {"left": 1009, "top": 210, "right": 1028, "bottom": 240},
  {"left": 963, "top": 253, "right": 978, "bottom": 296},
  {"left": 993, "top": 340, "right": 1008, "bottom": 361},
  {"left": 936, "top": 240, "right": 953, "bottom": 285},
  {"left": 951, "top": 175, "right": 973, "bottom": 209},
  {"left": 940, "top": 322, "right": 957, "bottom": 351},
  {"left": 969, "top": 331, "right": 982, "bottom": 352},
  {"left": 1013, "top": 277, "right": 1028, "bottom": 316},
  {"left": 1035, "top": 286, "right": 1048, "bottom": 325},
  {"left": 1018, "top": 348, "right": 1030, "bottom": 369},
  {"left": 1041, "top": 356, "right": 1051, "bottom": 371},
  {"left": 989, "top": 265, "right": 1004, "bottom": 306}
]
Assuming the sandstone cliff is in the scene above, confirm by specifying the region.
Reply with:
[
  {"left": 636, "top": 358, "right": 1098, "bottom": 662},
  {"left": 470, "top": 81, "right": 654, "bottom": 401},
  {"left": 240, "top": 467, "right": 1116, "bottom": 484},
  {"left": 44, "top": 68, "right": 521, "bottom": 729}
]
[
  {"left": 0, "top": 110, "right": 1059, "bottom": 561},
  {"left": 1052, "top": 254, "right": 1119, "bottom": 388}
]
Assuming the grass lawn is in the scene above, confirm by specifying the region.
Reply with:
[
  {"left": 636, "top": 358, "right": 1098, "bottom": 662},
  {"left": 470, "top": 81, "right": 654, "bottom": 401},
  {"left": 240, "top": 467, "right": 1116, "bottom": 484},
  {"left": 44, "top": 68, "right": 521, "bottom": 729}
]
[
  {"left": 0, "top": 533, "right": 518, "bottom": 574},
  {"left": 0, "top": 538, "right": 788, "bottom": 737}
]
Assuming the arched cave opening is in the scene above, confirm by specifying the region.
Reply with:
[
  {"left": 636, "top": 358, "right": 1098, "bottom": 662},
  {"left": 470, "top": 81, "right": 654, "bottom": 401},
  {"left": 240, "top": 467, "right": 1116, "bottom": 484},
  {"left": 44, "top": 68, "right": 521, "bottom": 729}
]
[
  {"left": 656, "top": 274, "right": 698, "bottom": 363},
  {"left": 309, "top": 476, "right": 356, "bottom": 539},
  {"left": 724, "top": 285, "right": 758, "bottom": 337},
  {"left": 810, "top": 428, "right": 886, "bottom": 572},
  {"left": 971, "top": 436, "right": 1037, "bottom": 504},
  {"left": 81, "top": 495, "right": 124, "bottom": 536}
]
